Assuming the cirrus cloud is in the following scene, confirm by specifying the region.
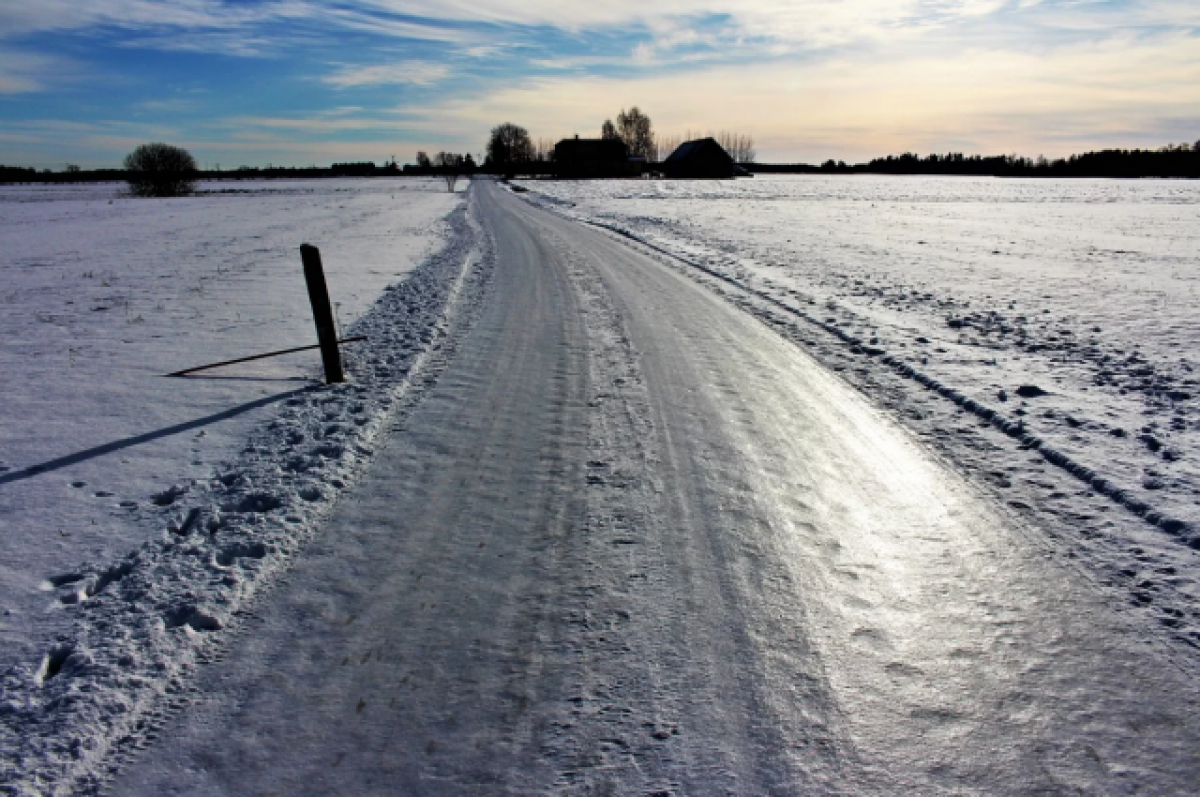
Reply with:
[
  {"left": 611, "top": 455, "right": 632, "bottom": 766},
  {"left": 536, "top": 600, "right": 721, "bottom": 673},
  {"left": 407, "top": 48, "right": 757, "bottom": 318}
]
[{"left": 323, "top": 61, "right": 451, "bottom": 88}]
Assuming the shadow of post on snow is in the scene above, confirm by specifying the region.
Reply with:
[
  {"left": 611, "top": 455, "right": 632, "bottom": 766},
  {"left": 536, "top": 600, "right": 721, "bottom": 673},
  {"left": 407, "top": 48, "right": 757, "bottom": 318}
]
[{"left": 0, "top": 386, "right": 314, "bottom": 487}]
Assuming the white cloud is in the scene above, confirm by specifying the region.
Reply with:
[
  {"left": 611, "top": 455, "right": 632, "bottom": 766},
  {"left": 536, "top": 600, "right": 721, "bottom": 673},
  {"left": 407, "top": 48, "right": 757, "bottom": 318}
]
[
  {"left": 3, "top": 0, "right": 1198, "bottom": 165},
  {"left": 5, "top": 0, "right": 1198, "bottom": 59},
  {"left": 0, "top": 0, "right": 273, "bottom": 37},
  {"left": 351, "top": 0, "right": 1013, "bottom": 47},
  {"left": 399, "top": 31, "right": 1200, "bottom": 160},
  {"left": 0, "top": 51, "right": 76, "bottom": 94},
  {"left": 222, "top": 115, "right": 410, "bottom": 133},
  {"left": 323, "top": 61, "right": 450, "bottom": 88},
  {"left": 0, "top": 0, "right": 480, "bottom": 46}
]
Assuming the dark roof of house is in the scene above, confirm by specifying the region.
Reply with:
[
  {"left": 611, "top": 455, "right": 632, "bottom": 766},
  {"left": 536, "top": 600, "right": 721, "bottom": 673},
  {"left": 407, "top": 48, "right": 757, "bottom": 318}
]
[
  {"left": 555, "top": 137, "right": 628, "bottom": 160},
  {"left": 663, "top": 137, "right": 729, "bottom": 163}
]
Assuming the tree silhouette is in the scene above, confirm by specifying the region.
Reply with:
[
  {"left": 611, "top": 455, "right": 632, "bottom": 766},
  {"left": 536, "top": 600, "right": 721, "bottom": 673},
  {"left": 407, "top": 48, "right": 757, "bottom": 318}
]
[
  {"left": 486, "top": 123, "right": 534, "bottom": 169},
  {"left": 123, "top": 143, "right": 197, "bottom": 197},
  {"left": 715, "top": 132, "right": 756, "bottom": 164},
  {"left": 433, "top": 152, "right": 465, "bottom": 192},
  {"left": 615, "top": 107, "right": 654, "bottom": 159},
  {"left": 601, "top": 119, "right": 618, "bottom": 140}
]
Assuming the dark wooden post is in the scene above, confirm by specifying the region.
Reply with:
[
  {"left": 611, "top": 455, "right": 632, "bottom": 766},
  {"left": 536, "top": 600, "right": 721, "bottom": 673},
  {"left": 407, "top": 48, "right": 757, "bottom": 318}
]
[{"left": 300, "top": 244, "right": 344, "bottom": 384}]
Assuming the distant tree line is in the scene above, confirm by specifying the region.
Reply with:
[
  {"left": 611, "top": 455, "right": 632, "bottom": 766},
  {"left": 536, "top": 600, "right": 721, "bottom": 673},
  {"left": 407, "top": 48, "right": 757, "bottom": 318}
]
[
  {"left": 0, "top": 160, "right": 415, "bottom": 185},
  {"left": 330, "top": 161, "right": 400, "bottom": 177},
  {"left": 8, "top": 138, "right": 1197, "bottom": 185},
  {"left": 752, "top": 141, "right": 1200, "bottom": 178}
]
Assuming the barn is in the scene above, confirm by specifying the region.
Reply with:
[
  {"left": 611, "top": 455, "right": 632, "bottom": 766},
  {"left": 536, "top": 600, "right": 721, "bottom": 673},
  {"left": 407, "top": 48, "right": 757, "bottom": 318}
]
[
  {"left": 554, "top": 137, "right": 642, "bottom": 178},
  {"left": 661, "top": 137, "right": 735, "bottom": 179}
]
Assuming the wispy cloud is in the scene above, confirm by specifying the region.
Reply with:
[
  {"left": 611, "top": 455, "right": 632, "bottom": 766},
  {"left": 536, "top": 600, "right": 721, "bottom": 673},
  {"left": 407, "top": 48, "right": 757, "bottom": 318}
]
[
  {"left": 115, "top": 30, "right": 280, "bottom": 57},
  {"left": 395, "top": 29, "right": 1200, "bottom": 160},
  {"left": 0, "top": 51, "right": 77, "bottom": 94},
  {"left": 323, "top": 61, "right": 450, "bottom": 88},
  {"left": 224, "top": 115, "right": 410, "bottom": 133},
  {"left": 134, "top": 98, "right": 199, "bottom": 113},
  {"left": 2, "top": 0, "right": 1198, "bottom": 167},
  {"left": 0, "top": 0, "right": 285, "bottom": 38}
]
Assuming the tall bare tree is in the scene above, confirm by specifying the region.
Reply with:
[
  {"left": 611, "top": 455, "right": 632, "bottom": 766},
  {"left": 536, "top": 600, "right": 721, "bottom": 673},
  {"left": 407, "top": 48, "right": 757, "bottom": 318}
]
[
  {"left": 615, "top": 107, "right": 655, "bottom": 159},
  {"left": 534, "top": 137, "right": 557, "bottom": 162},
  {"left": 715, "top": 131, "right": 757, "bottom": 164},
  {"left": 655, "top": 134, "right": 683, "bottom": 162}
]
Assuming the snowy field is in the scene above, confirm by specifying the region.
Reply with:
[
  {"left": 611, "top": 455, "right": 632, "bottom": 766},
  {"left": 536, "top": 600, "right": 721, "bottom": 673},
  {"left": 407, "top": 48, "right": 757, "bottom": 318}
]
[
  {"left": 5, "top": 174, "right": 1200, "bottom": 792},
  {"left": 98, "top": 182, "right": 1200, "bottom": 795},
  {"left": 522, "top": 174, "right": 1200, "bottom": 648},
  {"left": 0, "top": 178, "right": 461, "bottom": 671},
  {"left": 0, "top": 177, "right": 494, "bottom": 792}
]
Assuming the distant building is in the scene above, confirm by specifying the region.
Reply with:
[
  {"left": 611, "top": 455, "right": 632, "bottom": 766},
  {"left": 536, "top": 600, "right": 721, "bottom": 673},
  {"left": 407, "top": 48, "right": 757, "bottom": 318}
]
[
  {"left": 554, "top": 137, "right": 642, "bottom": 179},
  {"left": 661, "top": 137, "right": 735, "bottom": 179}
]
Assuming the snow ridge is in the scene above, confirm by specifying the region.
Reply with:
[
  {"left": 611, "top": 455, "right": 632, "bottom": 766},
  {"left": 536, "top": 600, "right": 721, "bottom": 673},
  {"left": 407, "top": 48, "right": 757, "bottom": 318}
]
[
  {"left": 0, "top": 197, "right": 493, "bottom": 796},
  {"left": 567, "top": 212, "right": 1196, "bottom": 549}
]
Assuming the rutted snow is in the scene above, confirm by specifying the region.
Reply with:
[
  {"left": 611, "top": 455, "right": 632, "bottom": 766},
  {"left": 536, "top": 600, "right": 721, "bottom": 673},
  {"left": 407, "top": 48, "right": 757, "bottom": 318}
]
[
  {"left": 519, "top": 175, "right": 1200, "bottom": 656},
  {"left": 0, "top": 179, "right": 489, "bottom": 795}
]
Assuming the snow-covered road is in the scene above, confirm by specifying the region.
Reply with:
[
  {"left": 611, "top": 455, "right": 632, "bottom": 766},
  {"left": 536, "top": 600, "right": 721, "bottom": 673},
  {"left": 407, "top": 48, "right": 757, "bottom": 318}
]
[{"left": 112, "top": 181, "right": 1200, "bottom": 795}]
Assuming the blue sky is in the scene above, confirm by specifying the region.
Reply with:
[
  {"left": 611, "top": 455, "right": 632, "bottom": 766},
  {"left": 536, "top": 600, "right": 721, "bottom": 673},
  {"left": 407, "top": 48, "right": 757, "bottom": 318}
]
[{"left": 1, "top": 0, "right": 1197, "bottom": 167}]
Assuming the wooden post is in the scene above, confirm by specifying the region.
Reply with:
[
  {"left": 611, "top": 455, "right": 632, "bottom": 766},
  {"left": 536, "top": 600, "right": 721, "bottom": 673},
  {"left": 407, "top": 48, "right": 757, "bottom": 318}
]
[{"left": 300, "top": 244, "right": 344, "bottom": 384}]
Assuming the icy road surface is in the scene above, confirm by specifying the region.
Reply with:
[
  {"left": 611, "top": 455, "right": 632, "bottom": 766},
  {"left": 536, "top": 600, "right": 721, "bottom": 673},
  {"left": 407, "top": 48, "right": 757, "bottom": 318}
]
[{"left": 114, "top": 181, "right": 1200, "bottom": 795}]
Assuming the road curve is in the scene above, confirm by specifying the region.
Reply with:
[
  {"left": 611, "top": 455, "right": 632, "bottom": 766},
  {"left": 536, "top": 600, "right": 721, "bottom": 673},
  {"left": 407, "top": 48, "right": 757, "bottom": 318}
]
[{"left": 114, "top": 181, "right": 1200, "bottom": 795}]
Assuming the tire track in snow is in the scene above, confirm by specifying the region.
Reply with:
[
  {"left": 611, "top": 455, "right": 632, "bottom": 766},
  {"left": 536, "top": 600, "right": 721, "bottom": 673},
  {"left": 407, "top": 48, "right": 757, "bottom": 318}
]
[
  {"left": 580, "top": 217, "right": 1196, "bottom": 547},
  {"left": 509, "top": 187, "right": 1200, "bottom": 663}
]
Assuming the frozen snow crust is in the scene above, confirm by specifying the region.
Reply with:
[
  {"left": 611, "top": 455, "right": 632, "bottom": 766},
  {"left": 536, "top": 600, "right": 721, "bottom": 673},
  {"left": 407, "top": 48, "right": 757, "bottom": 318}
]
[
  {"left": 0, "top": 199, "right": 491, "bottom": 796},
  {"left": 515, "top": 177, "right": 1200, "bottom": 656}
]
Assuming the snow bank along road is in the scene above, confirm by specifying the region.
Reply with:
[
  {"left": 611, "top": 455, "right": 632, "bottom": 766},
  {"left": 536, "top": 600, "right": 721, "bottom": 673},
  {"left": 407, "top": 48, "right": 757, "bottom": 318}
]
[{"left": 85, "top": 181, "right": 1200, "bottom": 793}]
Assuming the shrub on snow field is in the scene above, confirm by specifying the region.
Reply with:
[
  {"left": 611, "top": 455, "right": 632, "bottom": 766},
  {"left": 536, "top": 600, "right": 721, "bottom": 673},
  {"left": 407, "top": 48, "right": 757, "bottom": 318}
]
[{"left": 124, "top": 142, "right": 198, "bottom": 197}]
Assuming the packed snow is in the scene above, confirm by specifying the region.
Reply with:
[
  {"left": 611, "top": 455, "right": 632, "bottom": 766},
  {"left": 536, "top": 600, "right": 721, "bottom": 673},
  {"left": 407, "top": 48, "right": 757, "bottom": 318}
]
[
  {"left": 519, "top": 174, "right": 1200, "bottom": 656},
  {"left": 0, "top": 178, "right": 487, "bottom": 793}
]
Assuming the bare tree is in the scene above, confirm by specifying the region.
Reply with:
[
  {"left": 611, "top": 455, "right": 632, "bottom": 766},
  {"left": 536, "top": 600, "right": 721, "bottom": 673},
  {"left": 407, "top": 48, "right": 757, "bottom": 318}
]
[
  {"left": 433, "top": 152, "right": 465, "bottom": 192},
  {"left": 534, "top": 137, "right": 557, "bottom": 162},
  {"left": 486, "top": 123, "right": 534, "bottom": 169},
  {"left": 714, "top": 131, "right": 757, "bottom": 164},
  {"left": 616, "top": 107, "right": 655, "bottom": 159},
  {"left": 416, "top": 151, "right": 432, "bottom": 168},
  {"left": 123, "top": 142, "right": 197, "bottom": 197},
  {"left": 601, "top": 119, "right": 618, "bottom": 140},
  {"left": 655, "top": 134, "right": 683, "bottom": 162},
  {"left": 724, "top": 132, "right": 753, "bottom": 163}
]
